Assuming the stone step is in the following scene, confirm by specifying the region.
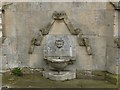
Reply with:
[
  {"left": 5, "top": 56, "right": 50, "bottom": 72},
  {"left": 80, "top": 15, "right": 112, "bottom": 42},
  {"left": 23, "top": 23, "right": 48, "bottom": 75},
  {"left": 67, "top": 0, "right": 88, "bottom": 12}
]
[{"left": 43, "top": 71, "right": 76, "bottom": 81}]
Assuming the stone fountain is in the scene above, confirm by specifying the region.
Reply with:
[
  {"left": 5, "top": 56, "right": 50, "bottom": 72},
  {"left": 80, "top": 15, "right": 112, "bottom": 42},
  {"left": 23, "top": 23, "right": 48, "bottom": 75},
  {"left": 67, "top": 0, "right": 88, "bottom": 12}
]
[
  {"left": 43, "top": 35, "right": 76, "bottom": 81},
  {"left": 28, "top": 11, "right": 91, "bottom": 81}
]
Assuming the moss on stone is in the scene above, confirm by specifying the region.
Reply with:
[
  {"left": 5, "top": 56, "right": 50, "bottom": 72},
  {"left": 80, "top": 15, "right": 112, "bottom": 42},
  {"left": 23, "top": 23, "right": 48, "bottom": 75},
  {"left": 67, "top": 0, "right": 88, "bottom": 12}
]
[
  {"left": 76, "top": 70, "right": 92, "bottom": 79},
  {"left": 2, "top": 73, "right": 117, "bottom": 88},
  {"left": 92, "top": 71, "right": 106, "bottom": 80},
  {"left": 77, "top": 70, "right": 106, "bottom": 80},
  {"left": 105, "top": 72, "right": 118, "bottom": 85}
]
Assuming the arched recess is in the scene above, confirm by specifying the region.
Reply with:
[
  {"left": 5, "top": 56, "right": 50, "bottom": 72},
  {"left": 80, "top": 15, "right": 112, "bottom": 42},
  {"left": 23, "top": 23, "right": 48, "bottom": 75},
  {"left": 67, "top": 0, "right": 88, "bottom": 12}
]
[{"left": 28, "top": 11, "right": 92, "bottom": 55}]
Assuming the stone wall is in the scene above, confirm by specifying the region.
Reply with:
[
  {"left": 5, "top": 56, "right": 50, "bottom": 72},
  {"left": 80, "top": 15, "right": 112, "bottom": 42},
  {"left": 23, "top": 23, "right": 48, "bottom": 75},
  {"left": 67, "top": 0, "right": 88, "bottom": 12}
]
[{"left": 1, "top": 2, "right": 119, "bottom": 74}]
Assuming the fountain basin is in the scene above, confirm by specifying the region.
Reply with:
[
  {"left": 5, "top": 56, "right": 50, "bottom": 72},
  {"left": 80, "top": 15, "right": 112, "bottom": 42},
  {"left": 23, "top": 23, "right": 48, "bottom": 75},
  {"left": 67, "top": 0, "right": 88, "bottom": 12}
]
[{"left": 46, "top": 59, "right": 70, "bottom": 71}]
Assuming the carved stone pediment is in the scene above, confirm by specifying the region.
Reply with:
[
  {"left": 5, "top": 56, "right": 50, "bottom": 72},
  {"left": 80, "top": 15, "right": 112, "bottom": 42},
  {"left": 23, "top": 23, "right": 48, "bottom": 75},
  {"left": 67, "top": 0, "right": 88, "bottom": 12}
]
[
  {"left": 52, "top": 11, "right": 67, "bottom": 20},
  {"left": 29, "top": 11, "right": 92, "bottom": 55}
]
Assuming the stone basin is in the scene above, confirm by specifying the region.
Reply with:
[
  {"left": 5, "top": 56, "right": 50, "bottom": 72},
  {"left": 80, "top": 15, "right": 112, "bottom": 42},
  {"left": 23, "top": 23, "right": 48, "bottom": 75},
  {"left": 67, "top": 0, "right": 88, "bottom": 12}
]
[
  {"left": 48, "top": 58, "right": 70, "bottom": 62},
  {"left": 46, "top": 59, "right": 70, "bottom": 71}
]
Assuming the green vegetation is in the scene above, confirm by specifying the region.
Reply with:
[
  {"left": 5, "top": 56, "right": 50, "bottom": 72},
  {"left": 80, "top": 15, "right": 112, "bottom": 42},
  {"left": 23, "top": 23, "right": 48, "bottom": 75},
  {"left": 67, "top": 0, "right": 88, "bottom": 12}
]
[
  {"left": 11, "top": 68, "right": 23, "bottom": 76},
  {"left": 2, "top": 73, "right": 118, "bottom": 88},
  {"left": 2, "top": 70, "right": 120, "bottom": 88}
]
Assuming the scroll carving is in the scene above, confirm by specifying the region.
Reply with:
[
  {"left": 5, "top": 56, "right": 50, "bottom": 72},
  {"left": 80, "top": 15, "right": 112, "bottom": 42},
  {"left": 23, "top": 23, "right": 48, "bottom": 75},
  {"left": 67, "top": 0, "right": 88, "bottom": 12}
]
[
  {"left": 84, "top": 38, "right": 92, "bottom": 55},
  {"left": 28, "top": 31, "right": 43, "bottom": 54},
  {"left": 28, "top": 38, "right": 35, "bottom": 54},
  {"left": 77, "top": 31, "right": 92, "bottom": 55}
]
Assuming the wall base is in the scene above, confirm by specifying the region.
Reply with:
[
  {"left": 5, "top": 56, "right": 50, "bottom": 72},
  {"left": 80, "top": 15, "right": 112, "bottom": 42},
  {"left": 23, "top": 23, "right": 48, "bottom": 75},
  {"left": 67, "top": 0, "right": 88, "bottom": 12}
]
[{"left": 105, "top": 72, "right": 118, "bottom": 85}]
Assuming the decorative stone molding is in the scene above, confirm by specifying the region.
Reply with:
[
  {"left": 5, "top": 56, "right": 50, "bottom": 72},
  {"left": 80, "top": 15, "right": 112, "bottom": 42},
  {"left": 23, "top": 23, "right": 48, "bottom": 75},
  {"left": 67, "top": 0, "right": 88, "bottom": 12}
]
[
  {"left": 114, "top": 37, "right": 120, "bottom": 48},
  {"left": 64, "top": 19, "right": 80, "bottom": 35},
  {"left": 77, "top": 31, "right": 92, "bottom": 55},
  {"left": 2, "top": 3, "right": 13, "bottom": 12},
  {"left": 77, "top": 30, "right": 85, "bottom": 46},
  {"left": 28, "top": 31, "right": 43, "bottom": 54},
  {"left": 84, "top": 38, "right": 92, "bottom": 55},
  {"left": 55, "top": 39, "right": 64, "bottom": 48},
  {"left": 34, "top": 31, "right": 43, "bottom": 46},
  {"left": 29, "top": 11, "right": 92, "bottom": 55},
  {"left": 110, "top": 2, "right": 120, "bottom": 10},
  {"left": 28, "top": 38, "right": 35, "bottom": 54},
  {"left": 40, "top": 20, "right": 55, "bottom": 35},
  {"left": 52, "top": 11, "right": 67, "bottom": 20}
]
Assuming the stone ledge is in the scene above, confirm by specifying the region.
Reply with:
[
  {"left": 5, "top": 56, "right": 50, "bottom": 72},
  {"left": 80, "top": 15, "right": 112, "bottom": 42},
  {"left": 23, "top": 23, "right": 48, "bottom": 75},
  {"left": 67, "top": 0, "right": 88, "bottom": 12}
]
[
  {"left": 77, "top": 70, "right": 119, "bottom": 85},
  {"left": 77, "top": 70, "right": 105, "bottom": 80}
]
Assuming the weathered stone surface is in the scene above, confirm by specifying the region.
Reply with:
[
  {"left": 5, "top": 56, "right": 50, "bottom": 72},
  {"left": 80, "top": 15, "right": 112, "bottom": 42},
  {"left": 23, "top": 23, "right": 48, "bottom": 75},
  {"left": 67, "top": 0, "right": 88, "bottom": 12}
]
[
  {"left": 1, "top": 2, "right": 119, "bottom": 75},
  {"left": 43, "top": 70, "right": 76, "bottom": 81},
  {"left": 77, "top": 70, "right": 107, "bottom": 80},
  {"left": 105, "top": 72, "right": 118, "bottom": 85},
  {"left": 76, "top": 70, "right": 93, "bottom": 79},
  {"left": 44, "top": 35, "right": 75, "bottom": 57},
  {"left": 92, "top": 71, "right": 106, "bottom": 80}
]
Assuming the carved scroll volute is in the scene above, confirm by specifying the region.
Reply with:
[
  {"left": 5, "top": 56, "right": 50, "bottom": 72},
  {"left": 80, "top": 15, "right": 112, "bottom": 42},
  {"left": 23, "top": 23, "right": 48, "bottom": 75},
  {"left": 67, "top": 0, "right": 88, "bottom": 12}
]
[
  {"left": 28, "top": 31, "right": 43, "bottom": 54},
  {"left": 34, "top": 31, "right": 43, "bottom": 46},
  {"left": 84, "top": 38, "right": 92, "bottom": 55},
  {"left": 77, "top": 29, "right": 92, "bottom": 55},
  {"left": 28, "top": 39, "right": 35, "bottom": 54}
]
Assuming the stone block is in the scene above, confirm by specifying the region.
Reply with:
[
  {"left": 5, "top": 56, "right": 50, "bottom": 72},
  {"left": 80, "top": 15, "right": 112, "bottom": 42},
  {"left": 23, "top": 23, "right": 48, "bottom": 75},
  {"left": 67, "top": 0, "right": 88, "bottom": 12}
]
[{"left": 43, "top": 70, "right": 76, "bottom": 81}]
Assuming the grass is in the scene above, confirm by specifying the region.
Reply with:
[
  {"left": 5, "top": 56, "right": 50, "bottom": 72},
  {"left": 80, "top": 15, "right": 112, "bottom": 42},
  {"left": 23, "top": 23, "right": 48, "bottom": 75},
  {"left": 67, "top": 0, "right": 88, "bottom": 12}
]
[{"left": 2, "top": 73, "right": 118, "bottom": 88}]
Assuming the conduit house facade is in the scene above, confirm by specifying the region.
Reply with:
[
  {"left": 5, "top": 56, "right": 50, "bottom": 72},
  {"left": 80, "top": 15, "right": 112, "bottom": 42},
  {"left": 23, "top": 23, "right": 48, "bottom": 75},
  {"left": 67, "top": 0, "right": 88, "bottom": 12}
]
[{"left": 0, "top": 1, "right": 120, "bottom": 84}]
